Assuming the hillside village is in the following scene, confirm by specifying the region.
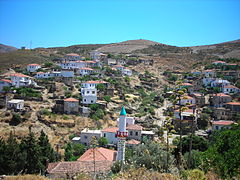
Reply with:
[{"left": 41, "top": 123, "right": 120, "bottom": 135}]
[{"left": 0, "top": 41, "right": 240, "bottom": 179}]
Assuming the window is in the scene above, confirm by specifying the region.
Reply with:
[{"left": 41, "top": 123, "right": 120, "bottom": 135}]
[
  {"left": 130, "top": 131, "right": 133, "bottom": 136},
  {"left": 91, "top": 100, "right": 93, "bottom": 103},
  {"left": 92, "top": 91, "right": 95, "bottom": 94},
  {"left": 104, "top": 133, "right": 106, "bottom": 137},
  {"left": 135, "top": 132, "right": 138, "bottom": 136},
  {"left": 87, "top": 91, "right": 89, "bottom": 94},
  {"left": 84, "top": 99, "right": 86, "bottom": 102},
  {"left": 84, "top": 136, "right": 87, "bottom": 139}
]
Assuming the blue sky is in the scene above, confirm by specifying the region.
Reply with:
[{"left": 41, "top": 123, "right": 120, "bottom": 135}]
[{"left": 0, "top": 0, "right": 239, "bottom": 48}]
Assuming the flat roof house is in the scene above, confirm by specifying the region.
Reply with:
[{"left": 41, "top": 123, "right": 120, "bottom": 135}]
[{"left": 7, "top": 99, "right": 24, "bottom": 111}]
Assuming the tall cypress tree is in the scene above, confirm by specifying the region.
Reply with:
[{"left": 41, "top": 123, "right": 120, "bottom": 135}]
[
  {"left": 38, "top": 130, "right": 56, "bottom": 172},
  {"left": 0, "top": 138, "right": 6, "bottom": 175},
  {"left": 20, "top": 127, "right": 43, "bottom": 174}
]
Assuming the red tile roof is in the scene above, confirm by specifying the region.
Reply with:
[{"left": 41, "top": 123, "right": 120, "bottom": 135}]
[
  {"left": 85, "top": 61, "right": 96, "bottom": 63},
  {"left": 223, "top": 85, "right": 239, "bottom": 89},
  {"left": 78, "top": 147, "right": 116, "bottom": 162},
  {"left": 28, "top": 64, "right": 40, "bottom": 66},
  {"left": 226, "top": 102, "right": 240, "bottom": 106},
  {"left": 66, "top": 53, "right": 80, "bottom": 56},
  {"left": 181, "top": 83, "right": 193, "bottom": 86},
  {"left": 102, "top": 127, "right": 118, "bottom": 133},
  {"left": 36, "top": 72, "right": 45, "bottom": 74},
  {"left": 64, "top": 98, "right": 78, "bottom": 102},
  {"left": 10, "top": 73, "right": 30, "bottom": 78},
  {"left": 127, "top": 139, "right": 140, "bottom": 145},
  {"left": 213, "top": 93, "right": 231, "bottom": 97},
  {"left": 212, "top": 61, "right": 226, "bottom": 64},
  {"left": 0, "top": 79, "right": 12, "bottom": 83},
  {"left": 85, "top": 80, "right": 107, "bottom": 84},
  {"left": 79, "top": 67, "right": 94, "bottom": 70},
  {"left": 47, "top": 160, "right": 113, "bottom": 174},
  {"left": 213, "top": 120, "right": 234, "bottom": 126},
  {"left": 127, "top": 124, "right": 143, "bottom": 131},
  {"left": 181, "top": 95, "right": 194, "bottom": 100}
]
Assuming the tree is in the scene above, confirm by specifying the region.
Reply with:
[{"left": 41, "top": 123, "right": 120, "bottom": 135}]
[
  {"left": 20, "top": 128, "right": 43, "bottom": 174},
  {"left": 174, "top": 135, "right": 209, "bottom": 155},
  {"left": 202, "top": 125, "right": 240, "bottom": 178},
  {"left": 96, "top": 83, "right": 106, "bottom": 91},
  {"left": 98, "top": 137, "right": 108, "bottom": 147},
  {"left": 38, "top": 130, "right": 56, "bottom": 172},
  {"left": 103, "top": 95, "right": 111, "bottom": 102},
  {"left": 64, "top": 143, "right": 73, "bottom": 161}
]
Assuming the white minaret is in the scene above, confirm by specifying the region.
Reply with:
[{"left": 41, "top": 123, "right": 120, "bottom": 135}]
[{"left": 116, "top": 106, "right": 128, "bottom": 161}]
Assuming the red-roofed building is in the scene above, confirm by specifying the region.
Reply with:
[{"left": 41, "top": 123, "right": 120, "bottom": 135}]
[
  {"left": 27, "top": 64, "right": 41, "bottom": 72},
  {"left": 210, "top": 93, "right": 232, "bottom": 107},
  {"left": 222, "top": 85, "right": 240, "bottom": 94},
  {"left": 178, "top": 95, "right": 196, "bottom": 105},
  {"left": 10, "top": 73, "right": 36, "bottom": 88},
  {"left": 0, "top": 79, "right": 12, "bottom": 92},
  {"left": 77, "top": 147, "right": 117, "bottom": 162},
  {"left": 77, "top": 67, "right": 95, "bottom": 76},
  {"left": 126, "top": 139, "right": 141, "bottom": 147},
  {"left": 64, "top": 98, "right": 79, "bottom": 114},
  {"left": 226, "top": 102, "right": 240, "bottom": 112},
  {"left": 212, "top": 120, "right": 234, "bottom": 130},
  {"left": 127, "top": 124, "right": 143, "bottom": 141},
  {"left": 65, "top": 53, "right": 81, "bottom": 61},
  {"left": 212, "top": 61, "right": 226, "bottom": 65},
  {"left": 102, "top": 127, "right": 118, "bottom": 144},
  {"left": 47, "top": 160, "right": 113, "bottom": 179}
]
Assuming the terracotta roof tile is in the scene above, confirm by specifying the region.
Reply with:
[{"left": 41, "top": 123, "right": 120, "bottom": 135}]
[
  {"left": 223, "top": 85, "right": 239, "bottom": 89},
  {"left": 226, "top": 102, "right": 240, "bottom": 106},
  {"left": 10, "top": 73, "right": 30, "bottom": 78},
  {"left": 0, "top": 79, "right": 12, "bottom": 83},
  {"left": 66, "top": 53, "right": 80, "bottom": 56},
  {"left": 47, "top": 160, "right": 113, "bottom": 174},
  {"left": 102, "top": 127, "right": 118, "bottom": 133},
  {"left": 78, "top": 147, "right": 116, "bottom": 162},
  {"left": 127, "top": 124, "right": 143, "bottom": 130},
  {"left": 64, "top": 98, "right": 79, "bottom": 102},
  {"left": 213, "top": 120, "right": 234, "bottom": 126},
  {"left": 213, "top": 93, "right": 231, "bottom": 97},
  {"left": 28, "top": 64, "right": 40, "bottom": 66},
  {"left": 127, "top": 139, "right": 140, "bottom": 145}
]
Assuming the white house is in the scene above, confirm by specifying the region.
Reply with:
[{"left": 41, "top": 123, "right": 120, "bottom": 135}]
[
  {"left": 10, "top": 73, "right": 36, "bottom": 88},
  {"left": 222, "top": 85, "right": 240, "bottom": 94},
  {"left": 7, "top": 99, "right": 24, "bottom": 110},
  {"left": 114, "top": 65, "right": 125, "bottom": 71},
  {"left": 0, "top": 79, "right": 12, "bottom": 92},
  {"left": 81, "top": 81, "right": 108, "bottom": 89},
  {"left": 178, "top": 95, "right": 196, "bottom": 105},
  {"left": 59, "top": 61, "right": 78, "bottom": 69},
  {"left": 211, "top": 79, "right": 230, "bottom": 88},
  {"left": 65, "top": 53, "right": 81, "bottom": 61},
  {"left": 212, "top": 61, "right": 226, "bottom": 66},
  {"left": 27, "top": 64, "right": 41, "bottom": 72},
  {"left": 212, "top": 120, "right": 234, "bottom": 130},
  {"left": 122, "top": 68, "right": 132, "bottom": 76},
  {"left": 101, "top": 127, "right": 118, "bottom": 145},
  {"left": 80, "top": 128, "right": 102, "bottom": 146},
  {"left": 174, "top": 109, "right": 194, "bottom": 120},
  {"left": 203, "top": 69, "right": 215, "bottom": 78},
  {"left": 35, "top": 72, "right": 52, "bottom": 79},
  {"left": 60, "top": 70, "right": 74, "bottom": 77},
  {"left": 81, "top": 87, "right": 97, "bottom": 104},
  {"left": 90, "top": 51, "right": 106, "bottom": 60},
  {"left": 203, "top": 78, "right": 215, "bottom": 87},
  {"left": 77, "top": 68, "right": 94, "bottom": 76}
]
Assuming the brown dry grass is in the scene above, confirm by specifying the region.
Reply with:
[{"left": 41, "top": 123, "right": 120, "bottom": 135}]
[{"left": 4, "top": 175, "right": 49, "bottom": 180}]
